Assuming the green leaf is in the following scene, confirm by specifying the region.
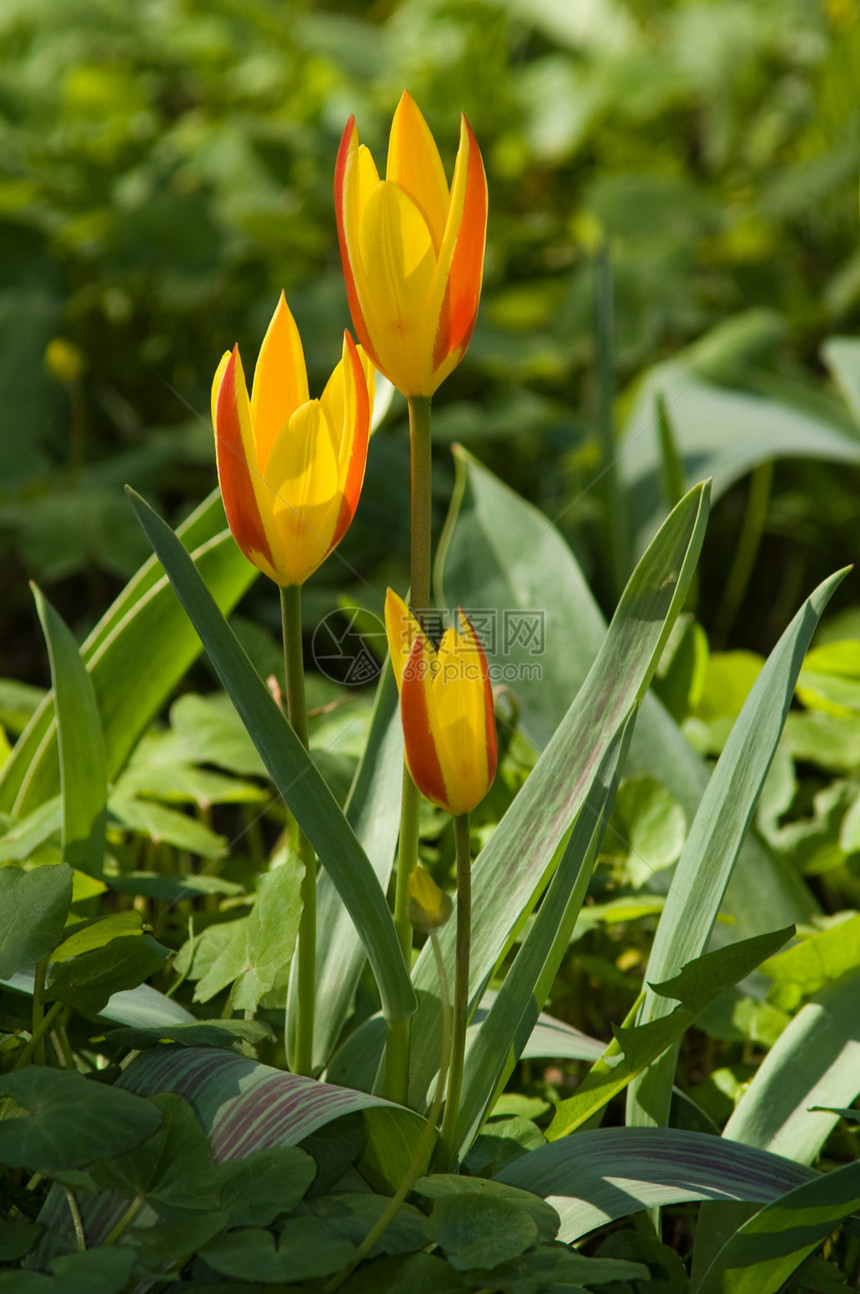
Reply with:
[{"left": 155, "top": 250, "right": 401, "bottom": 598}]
[
  {"left": 127, "top": 488, "right": 415, "bottom": 1029},
  {"left": 619, "top": 364, "right": 860, "bottom": 558},
  {"left": 607, "top": 774, "right": 686, "bottom": 885},
  {"left": 796, "top": 640, "right": 860, "bottom": 715},
  {"left": 310, "top": 1192, "right": 427, "bottom": 1257},
  {"left": 52, "top": 910, "right": 145, "bottom": 961},
  {"left": 47, "top": 1248, "right": 136, "bottom": 1294},
  {"left": 291, "top": 666, "right": 403, "bottom": 1074},
  {"left": 694, "top": 1161, "right": 860, "bottom": 1294},
  {"left": 170, "top": 692, "right": 267, "bottom": 778},
  {"left": 760, "top": 913, "right": 860, "bottom": 1005},
  {"left": 202, "top": 1219, "right": 357, "bottom": 1282},
  {"left": 340, "top": 1251, "right": 469, "bottom": 1293},
  {"left": 408, "top": 460, "right": 708, "bottom": 1107},
  {"left": 413, "top": 1175, "right": 559, "bottom": 1245},
  {"left": 108, "top": 792, "right": 228, "bottom": 857},
  {"left": 0, "top": 1219, "right": 44, "bottom": 1262},
  {"left": 693, "top": 970, "right": 860, "bottom": 1282},
  {"left": 218, "top": 1146, "right": 317, "bottom": 1226},
  {"left": 32, "top": 585, "right": 107, "bottom": 876},
  {"left": 497, "top": 1127, "right": 817, "bottom": 1244},
  {"left": 438, "top": 450, "right": 814, "bottom": 969},
  {"left": 0, "top": 797, "right": 62, "bottom": 864},
  {"left": 0, "top": 862, "right": 72, "bottom": 977},
  {"left": 0, "top": 1067, "right": 162, "bottom": 1171},
  {"left": 452, "top": 713, "right": 633, "bottom": 1156},
  {"left": 466, "top": 1245, "right": 650, "bottom": 1294},
  {"left": 90, "top": 1092, "right": 222, "bottom": 1215},
  {"left": 549, "top": 926, "right": 792, "bottom": 1139},
  {"left": 822, "top": 334, "right": 860, "bottom": 427},
  {"left": 193, "top": 857, "right": 304, "bottom": 1011},
  {"left": 627, "top": 567, "right": 847, "bottom": 1132},
  {"left": 106, "top": 1018, "right": 276, "bottom": 1051},
  {"left": 0, "top": 490, "right": 256, "bottom": 818},
  {"left": 47, "top": 933, "right": 170, "bottom": 1014},
  {"left": 425, "top": 1195, "right": 539, "bottom": 1271}
]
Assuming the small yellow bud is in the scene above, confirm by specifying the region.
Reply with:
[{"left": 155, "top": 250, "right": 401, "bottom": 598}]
[
  {"left": 408, "top": 864, "right": 453, "bottom": 934},
  {"left": 44, "top": 338, "right": 85, "bottom": 384}
]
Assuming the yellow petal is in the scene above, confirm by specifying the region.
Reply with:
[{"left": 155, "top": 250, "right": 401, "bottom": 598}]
[
  {"left": 265, "top": 400, "right": 341, "bottom": 585},
  {"left": 387, "top": 91, "right": 450, "bottom": 254},
  {"left": 250, "top": 293, "right": 309, "bottom": 472},
  {"left": 384, "top": 588, "right": 424, "bottom": 692},
  {"left": 359, "top": 180, "right": 437, "bottom": 396},
  {"left": 211, "top": 351, "right": 231, "bottom": 429}
]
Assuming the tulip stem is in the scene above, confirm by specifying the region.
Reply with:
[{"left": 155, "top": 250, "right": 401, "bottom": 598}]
[
  {"left": 281, "top": 583, "right": 316, "bottom": 1077},
  {"left": 386, "top": 395, "right": 434, "bottom": 1104},
  {"left": 435, "top": 812, "right": 472, "bottom": 1171}
]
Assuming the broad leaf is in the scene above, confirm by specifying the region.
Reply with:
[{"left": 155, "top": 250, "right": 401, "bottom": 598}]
[
  {"left": 695, "top": 1161, "right": 860, "bottom": 1294},
  {"left": 0, "top": 1067, "right": 162, "bottom": 1172},
  {"left": 496, "top": 1127, "right": 817, "bottom": 1244},
  {"left": 0, "top": 862, "right": 72, "bottom": 978}
]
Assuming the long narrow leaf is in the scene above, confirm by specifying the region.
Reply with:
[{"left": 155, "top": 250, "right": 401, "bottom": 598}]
[
  {"left": 452, "top": 710, "right": 635, "bottom": 1157},
  {"left": 31, "top": 586, "right": 107, "bottom": 876},
  {"left": 127, "top": 489, "right": 415, "bottom": 1029},
  {"left": 405, "top": 475, "right": 710, "bottom": 1108},
  {"left": 439, "top": 452, "right": 816, "bottom": 952},
  {"left": 693, "top": 969, "right": 860, "bottom": 1282},
  {"left": 0, "top": 489, "right": 256, "bottom": 816},
  {"left": 287, "top": 667, "right": 403, "bottom": 1072},
  {"left": 694, "top": 1161, "right": 860, "bottom": 1294},
  {"left": 495, "top": 1127, "right": 817, "bottom": 1244},
  {"left": 549, "top": 926, "right": 792, "bottom": 1141},
  {"left": 627, "top": 566, "right": 849, "bottom": 1131}
]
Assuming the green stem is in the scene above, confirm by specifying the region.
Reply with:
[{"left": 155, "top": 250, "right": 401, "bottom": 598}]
[
  {"left": 281, "top": 583, "right": 316, "bottom": 1077},
  {"left": 594, "top": 243, "right": 629, "bottom": 600},
  {"left": 713, "top": 460, "right": 773, "bottom": 648},
  {"left": 14, "top": 998, "right": 62, "bottom": 1070},
  {"left": 62, "top": 1187, "right": 86, "bottom": 1252},
  {"left": 435, "top": 813, "right": 472, "bottom": 1171},
  {"left": 386, "top": 395, "right": 434, "bottom": 1104},
  {"left": 31, "top": 959, "right": 48, "bottom": 1066}
]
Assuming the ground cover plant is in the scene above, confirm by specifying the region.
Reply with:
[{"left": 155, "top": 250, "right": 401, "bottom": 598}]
[{"left": 2, "top": 2, "right": 860, "bottom": 1291}]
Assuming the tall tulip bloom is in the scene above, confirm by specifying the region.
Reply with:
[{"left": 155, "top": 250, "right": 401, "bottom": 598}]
[
  {"left": 211, "top": 293, "right": 373, "bottom": 587},
  {"left": 385, "top": 590, "right": 497, "bottom": 818},
  {"left": 335, "top": 91, "right": 487, "bottom": 399}
]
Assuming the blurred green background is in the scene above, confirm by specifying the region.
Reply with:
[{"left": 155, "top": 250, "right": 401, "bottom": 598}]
[{"left": 2, "top": 0, "right": 859, "bottom": 682}]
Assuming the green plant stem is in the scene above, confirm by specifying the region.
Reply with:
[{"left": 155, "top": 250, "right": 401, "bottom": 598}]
[
  {"left": 103, "top": 1196, "right": 145, "bottom": 1246},
  {"left": 386, "top": 394, "right": 433, "bottom": 1104},
  {"left": 713, "top": 460, "right": 773, "bottom": 648},
  {"left": 14, "top": 999, "right": 62, "bottom": 1070},
  {"left": 281, "top": 583, "right": 316, "bottom": 1078},
  {"left": 325, "top": 931, "right": 452, "bottom": 1293},
  {"left": 594, "top": 243, "right": 628, "bottom": 600},
  {"left": 31, "top": 959, "right": 49, "bottom": 1066},
  {"left": 435, "top": 813, "right": 472, "bottom": 1171},
  {"left": 62, "top": 1186, "right": 86, "bottom": 1252}
]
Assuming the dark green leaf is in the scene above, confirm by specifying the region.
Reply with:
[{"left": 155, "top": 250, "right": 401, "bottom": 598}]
[
  {"left": 310, "top": 1192, "right": 427, "bottom": 1258},
  {"left": 202, "top": 1219, "right": 356, "bottom": 1282},
  {"left": 47, "top": 1247, "right": 136, "bottom": 1294},
  {"left": 426, "top": 1194, "right": 539, "bottom": 1271},
  {"left": 89, "top": 1092, "right": 222, "bottom": 1216},
  {"left": 340, "top": 1251, "right": 469, "bottom": 1293},
  {"left": 413, "top": 1176, "right": 559, "bottom": 1245},
  {"left": 0, "top": 1218, "right": 44, "bottom": 1262},
  {"left": 218, "top": 1146, "right": 317, "bottom": 1226},
  {"left": 0, "top": 862, "right": 72, "bottom": 978},
  {"left": 47, "top": 933, "right": 170, "bottom": 1014},
  {"left": 106, "top": 1018, "right": 275, "bottom": 1051},
  {"left": 0, "top": 1067, "right": 162, "bottom": 1171}
]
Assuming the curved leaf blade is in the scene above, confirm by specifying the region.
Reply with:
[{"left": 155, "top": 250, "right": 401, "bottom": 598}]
[
  {"left": 495, "top": 1127, "right": 817, "bottom": 1244},
  {"left": 127, "top": 488, "right": 415, "bottom": 1029}
]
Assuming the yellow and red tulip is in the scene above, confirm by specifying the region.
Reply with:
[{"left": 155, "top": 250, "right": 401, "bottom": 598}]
[
  {"left": 211, "top": 293, "right": 373, "bottom": 587},
  {"left": 335, "top": 91, "right": 488, "bottom": 399},
  {"left": 385, "top": 590, "right": 497, "bottom": 817}
]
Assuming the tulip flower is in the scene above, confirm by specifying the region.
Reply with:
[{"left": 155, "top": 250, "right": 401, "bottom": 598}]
[
  {"left": 211, "top": 293, "right": 373, "bottom": 587},
  {"left": 335, "top": 91, "right": 487, "bottom": 399},
  {"left": 385, "top": 590, "right": 497, "bottom": 817}
]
